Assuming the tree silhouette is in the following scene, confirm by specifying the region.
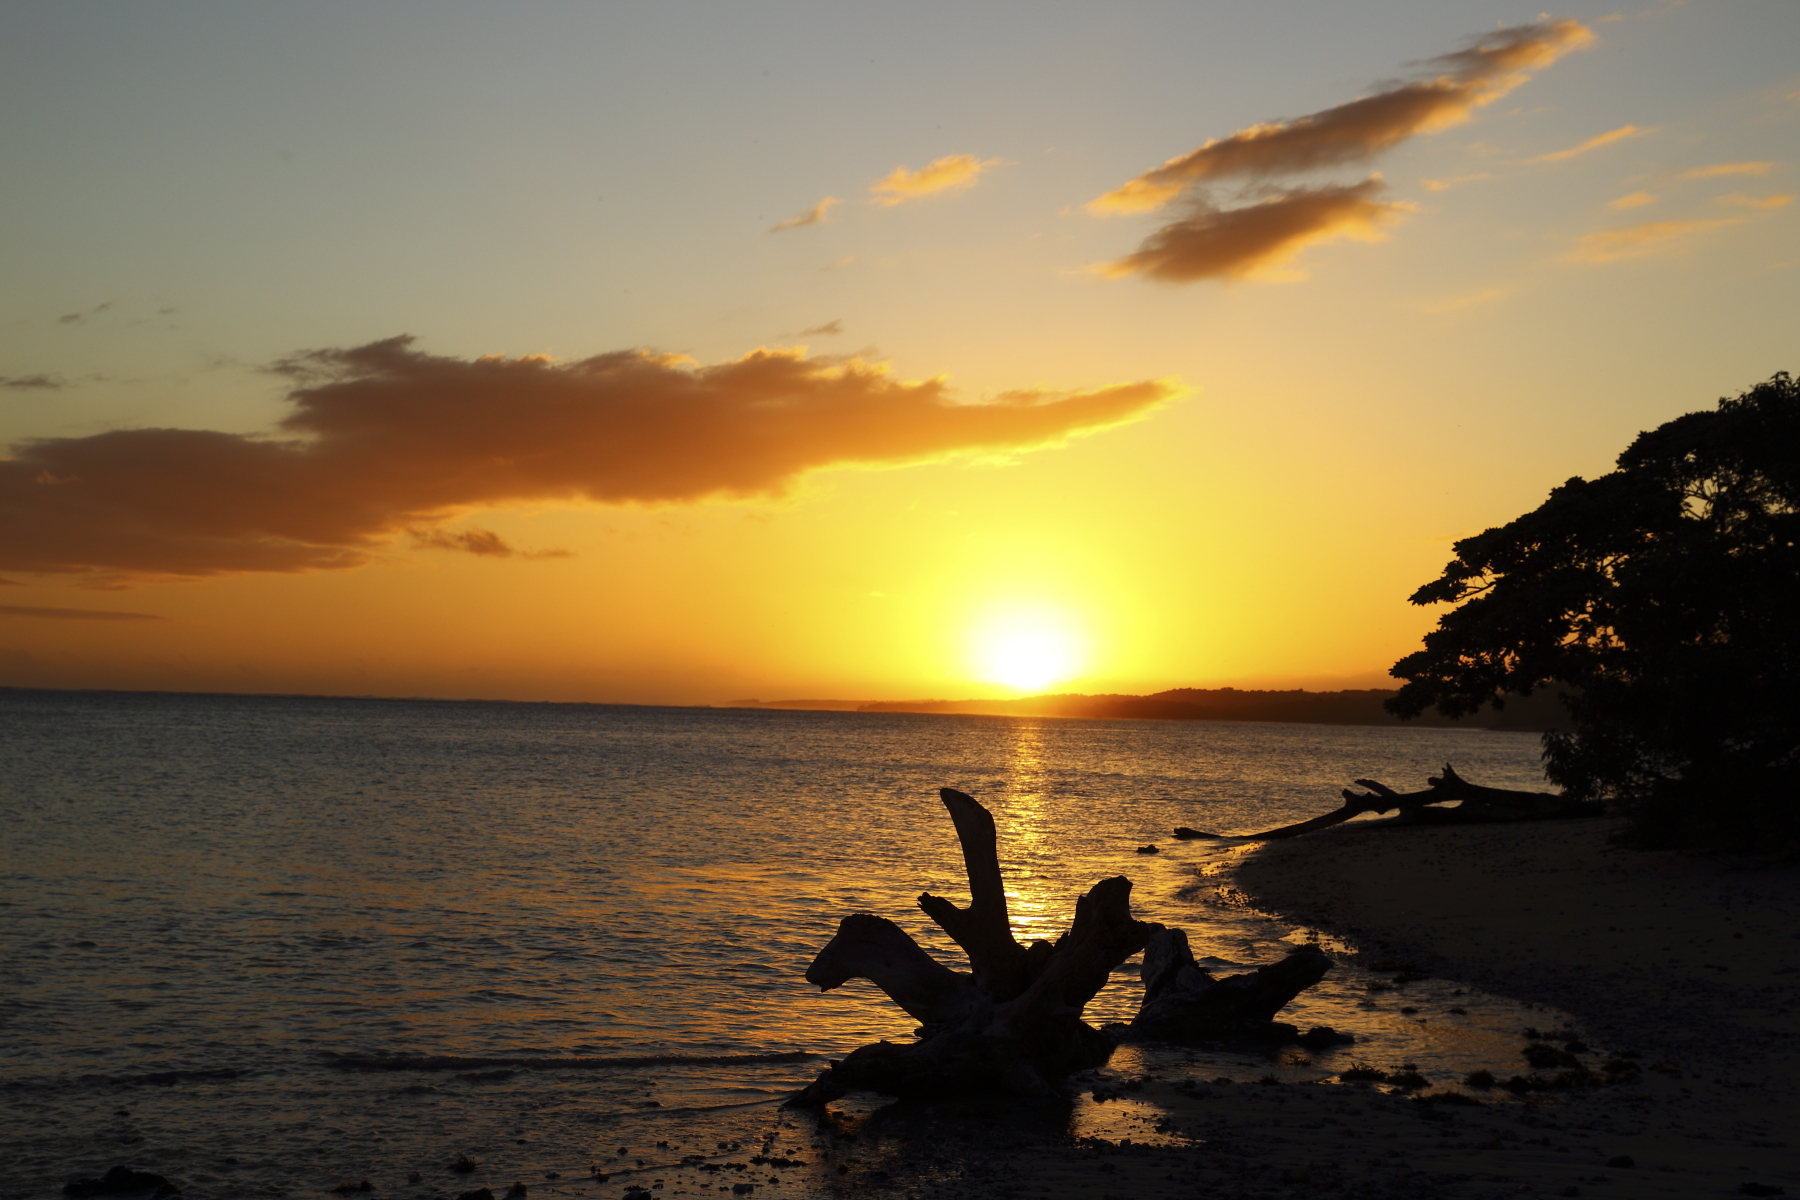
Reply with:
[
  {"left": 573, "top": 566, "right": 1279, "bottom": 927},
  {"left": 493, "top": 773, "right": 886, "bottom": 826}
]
[{"left": 1387, "top": 373, "right": 1799, "bottom": 850}]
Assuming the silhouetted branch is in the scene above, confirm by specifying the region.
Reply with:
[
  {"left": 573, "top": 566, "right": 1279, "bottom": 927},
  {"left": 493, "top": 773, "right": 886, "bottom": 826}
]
[{"left": 1174, "top": 763, "right": 1600, "bottom": 841}]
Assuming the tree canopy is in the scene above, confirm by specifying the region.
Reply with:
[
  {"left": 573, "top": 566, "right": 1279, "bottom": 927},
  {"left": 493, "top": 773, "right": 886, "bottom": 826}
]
[{"left": 1387, "top": 373, "right": 1799, "bottom": 850}]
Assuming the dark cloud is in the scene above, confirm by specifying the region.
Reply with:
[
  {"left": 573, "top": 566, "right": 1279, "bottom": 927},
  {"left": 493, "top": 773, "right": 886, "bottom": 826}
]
[
  {"left": 1090, "top": 21, "right": 1591, "bottom": 281},
  {"left": 409, "top": 527, "right": 572, "bottom": 559},
  {"left": 0, "top": 604, "right": 162, "bottom": 620},
  {"left": 799, "top": 320, "right": 844, "bottom": 336},
  {"left": 54, "top": 301, "right": 116, "bottom": 326},
  {"left": 2, "top": 375, "right": 64, "bottom": 391},
  {"left": 1, "top": 336, "right": 1175, "bottom": 586},
  {"left": 1102, "top": 180, "right": 1407, "bottom": 282}
]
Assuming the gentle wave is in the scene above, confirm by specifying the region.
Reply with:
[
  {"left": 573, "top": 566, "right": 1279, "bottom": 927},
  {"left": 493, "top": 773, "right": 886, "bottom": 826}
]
[{"left": 327, "top": 1050, "right": 819, "bottom": 1071}]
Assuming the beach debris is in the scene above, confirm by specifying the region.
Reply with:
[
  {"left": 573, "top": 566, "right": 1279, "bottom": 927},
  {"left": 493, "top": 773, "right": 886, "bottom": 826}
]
[
  {"left": 786, "top": 787, "right": 1155, "bottom": 1104},
  {"left": 1415, "top": 1089, "right": 1483, "bottom": 1105},
  {"left": 61, "top": 1167, "right": 181, "bottom": 1197},
  {"left": 1338, "top": 1063, "right": 1388, "bottom": 1082},
  {"left": 788, "top": 788, "right": 1333, "bottom": 1104},
  {"left": 451, "top": 1155, "right": 480, "bottom": 1173},
  {"left": 1128, "top": 925, "right": 1334, "bottom": 1042},
  {"left": 1176, "top": 763, "right": 1603, "bottom": 840}
]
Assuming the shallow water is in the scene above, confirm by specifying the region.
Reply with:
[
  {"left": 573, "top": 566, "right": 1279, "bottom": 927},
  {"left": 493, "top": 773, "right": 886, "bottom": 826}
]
[{"left": 1, "top": 689, "right": 1568, "bottom": 1198}]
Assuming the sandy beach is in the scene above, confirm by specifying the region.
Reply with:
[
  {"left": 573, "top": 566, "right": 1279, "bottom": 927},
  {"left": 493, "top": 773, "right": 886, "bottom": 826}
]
[{"left": 794, "top": 817, "right": 1798, "bottom": 1200}]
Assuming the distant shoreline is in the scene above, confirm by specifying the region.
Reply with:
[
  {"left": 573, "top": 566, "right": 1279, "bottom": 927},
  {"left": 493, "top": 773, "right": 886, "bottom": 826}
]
[
  {"left": 732, "top": 686, "right": 1566, "bottom": 732},
  {"left": 2, "top": 683, "right": 1564, "bottom": 732}
]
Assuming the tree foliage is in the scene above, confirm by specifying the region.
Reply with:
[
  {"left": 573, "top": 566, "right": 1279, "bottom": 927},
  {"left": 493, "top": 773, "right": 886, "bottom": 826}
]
[{"left": 1387, "top": 373, "right": 1800, "bottom": 849}]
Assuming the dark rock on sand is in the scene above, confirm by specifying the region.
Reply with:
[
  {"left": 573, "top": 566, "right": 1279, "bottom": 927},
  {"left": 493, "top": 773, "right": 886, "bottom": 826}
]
[{"left": 63, "top": 1166, "right": 179, "bottom": 1197}]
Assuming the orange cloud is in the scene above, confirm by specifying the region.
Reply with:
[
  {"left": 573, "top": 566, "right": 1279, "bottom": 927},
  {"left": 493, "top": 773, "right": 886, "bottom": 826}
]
[
  {"left": 1679, "top": 162, "right": 1772, "bottom": 180},
  {"left": 1607, "top": 190, "right": 1658, "bottom": 210},
  {"left": 0, "top": 336, "right": 1177, "bottom": 585},
  {"left": 1099, "top": 179, "right": 1409, "bottom": 282},
  {"left": 1420, "top": 172, "right": 1493, "bottom": 191},
  {"left": 768, "top": 196, "right": 839, "bottom": 233},
  {"left": 1089, "top": 20, "right": 1593, "bottom": 214},
  {"left": 1526, "top": 124, "right": 1648, "bottom": 164},
  {"left": 1715, "top": 192, "right": 1793, "bottom": 210},
  {"left": 870, "top": 155, "right": 998, "bottom": 205},
  {"left": 1419, "top": 286, "right": 1507, "bottom": 314},
  {"left": 0, "top": 604, "right": 162, "bottom": 620},
  {"left": 1565, "top": 218, "right": 1742, "bottom": 263}
]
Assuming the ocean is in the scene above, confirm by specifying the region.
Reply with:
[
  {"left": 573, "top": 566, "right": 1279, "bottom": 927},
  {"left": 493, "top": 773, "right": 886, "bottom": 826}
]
[{"left": 1, "top": 688, "right": 1563, "bottom": 1199}]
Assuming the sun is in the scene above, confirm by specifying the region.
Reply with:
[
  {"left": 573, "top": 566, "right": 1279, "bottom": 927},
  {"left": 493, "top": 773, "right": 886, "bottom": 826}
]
[{"left": 971, "top": 611, "right": 1085, "bottom": 692}]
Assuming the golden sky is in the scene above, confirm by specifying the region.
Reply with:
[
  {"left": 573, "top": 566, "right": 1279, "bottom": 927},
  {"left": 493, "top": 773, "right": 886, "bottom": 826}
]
[{"left": 2, "top": 2, "right": 1796, "bottom": 703}]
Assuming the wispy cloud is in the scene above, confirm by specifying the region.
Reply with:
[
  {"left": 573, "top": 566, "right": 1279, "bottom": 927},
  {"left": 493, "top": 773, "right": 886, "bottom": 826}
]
[
  {"left": 1419, "top": 286, "right": 1508, "bottom": 313},
  {"left": 54, "top": 301, "right": 116, "bottom": 326},
  {"left": 1607, "top": 190, "right": 1658, "bottom": 210},
  {"left": 1526, "top": 124, "right": 1649, "bottom": 164},
  {"left": 0, "top": 336, "right": 1178, "bottom": 586},
  {"left": 1090, "top": 20, "right": 1591, "bottom": 283},
  {"left": 1421, "top": 172, "right": 1493, "bottom": 191},
  {"left": 798, "top": 320, "right": 843, "bottom": 336},
  {"left": 409, "top": 527, "right": 571, "bottom": 559},
  {"left": 1090, "top": 20, "right": 1593, "bottom": 215},
  {"left": 1715, "top": 192, "right": 1793, "bottom": 210},
  {"left": 2, "top": 375, "right": 64, "bottom": 391},
  {"left": 870, "top": 155, "right": 999, "bottom": 206},
  {"left": 1679, "top": 162, "right": 1772, "bottom": 180},
  {"left": 1566, "top": 217, "right": 1741, "bottom": 263},
  {"left": 768, "top": 196, "right": 839, "bottom": 233},
  {"left": 0, "top": 604, "right": 162, "bottom": 621},
  {"left": 1099, "top": 180, "right": 1408, "bottom": 283}
]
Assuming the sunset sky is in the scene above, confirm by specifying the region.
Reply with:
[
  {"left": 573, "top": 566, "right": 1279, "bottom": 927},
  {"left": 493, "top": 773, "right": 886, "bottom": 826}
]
[{"left": 2, "top": 1, "right": 1796, "bottom": 704}]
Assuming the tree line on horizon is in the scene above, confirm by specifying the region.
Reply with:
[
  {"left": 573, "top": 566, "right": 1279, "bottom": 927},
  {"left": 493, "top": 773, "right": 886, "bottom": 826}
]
[{"left": 848, "top": 686, "right": 1564, "bottom": 730}]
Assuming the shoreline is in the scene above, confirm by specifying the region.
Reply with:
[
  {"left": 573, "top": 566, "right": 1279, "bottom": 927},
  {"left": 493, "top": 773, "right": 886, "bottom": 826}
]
[{"left": 805, "top": 818, "right": 1799, "bottom": 1199}]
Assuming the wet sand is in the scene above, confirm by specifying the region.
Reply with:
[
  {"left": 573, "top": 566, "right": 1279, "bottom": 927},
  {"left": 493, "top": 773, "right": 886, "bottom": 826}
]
[{"left": 795, "top": 817, "right": 1798, "bottom": 1199}]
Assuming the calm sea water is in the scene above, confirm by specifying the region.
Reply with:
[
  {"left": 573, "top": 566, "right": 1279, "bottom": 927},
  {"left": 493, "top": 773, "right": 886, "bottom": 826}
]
[{"left": 1, "top": 689, "right": 1561, "bottom": 1199}]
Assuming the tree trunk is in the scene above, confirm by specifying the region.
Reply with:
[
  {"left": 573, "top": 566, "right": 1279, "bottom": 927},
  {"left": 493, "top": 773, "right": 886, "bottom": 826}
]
[{"left": 1175, "top": 763, "right": 1602, "bottom": 842}]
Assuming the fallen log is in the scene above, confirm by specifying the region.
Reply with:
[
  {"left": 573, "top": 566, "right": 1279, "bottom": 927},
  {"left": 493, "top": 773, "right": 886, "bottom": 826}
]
[
  {"left": 788, "top": 788, "right": 1151, "bottom": 1105},
  {"left": 1174, "top": 763, "right": 1602, "bottom": 842},
  {"left": 1129, "top": 926, "right": 1341, "bottom": 1045}
]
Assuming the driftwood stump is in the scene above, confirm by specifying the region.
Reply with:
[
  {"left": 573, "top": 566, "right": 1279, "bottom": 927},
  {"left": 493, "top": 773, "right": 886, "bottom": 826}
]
[
  {"left": 788, "top": 787, "right": 1151, "bottom": 1105},
  {"left": 789, "top": 788, "right": 1337, "bottom": 1105},
  {"left": 1175, "top": 763, "right": 1603, "bottom": 842}
]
